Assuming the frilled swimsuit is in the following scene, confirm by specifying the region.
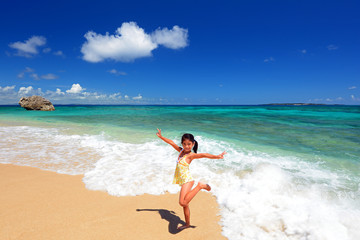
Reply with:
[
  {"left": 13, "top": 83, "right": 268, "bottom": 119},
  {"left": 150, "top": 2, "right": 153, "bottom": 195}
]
[{"left": 173, "top": 149, "right": 194, "bottom": 186}]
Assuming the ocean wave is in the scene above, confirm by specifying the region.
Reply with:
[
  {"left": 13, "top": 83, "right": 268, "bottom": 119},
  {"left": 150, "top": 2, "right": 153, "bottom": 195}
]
[{"left": 1, "top": 125, "right": 359, "bottom": 240}]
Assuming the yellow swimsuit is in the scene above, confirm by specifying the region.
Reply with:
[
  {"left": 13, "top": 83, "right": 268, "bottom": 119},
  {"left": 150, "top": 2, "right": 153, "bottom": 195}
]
[{"left": 173, "top": 150, "right": 194, "bottom": 186}]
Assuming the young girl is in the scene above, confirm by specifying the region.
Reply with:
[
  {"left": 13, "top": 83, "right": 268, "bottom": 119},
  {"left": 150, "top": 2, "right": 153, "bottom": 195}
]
[{"left": 156, "top": 128, "right": 226, "bottom": 230}]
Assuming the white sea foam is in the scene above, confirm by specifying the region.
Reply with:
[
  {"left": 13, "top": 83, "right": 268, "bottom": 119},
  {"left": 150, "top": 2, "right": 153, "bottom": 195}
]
[
  {"left": 1, "top": 126, "right": 359, "bottom": 240},
  {"left": 0, "top": 126, "right": 101, "bottom": 174}
]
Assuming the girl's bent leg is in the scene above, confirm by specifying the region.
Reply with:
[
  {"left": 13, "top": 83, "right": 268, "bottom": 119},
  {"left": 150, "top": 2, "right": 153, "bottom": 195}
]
[
  {"left": 178, "top": 181, "right": 211, "bottom": 230},
  {"left": 183, "top": 182, "right": 211, "bottom": 206}
]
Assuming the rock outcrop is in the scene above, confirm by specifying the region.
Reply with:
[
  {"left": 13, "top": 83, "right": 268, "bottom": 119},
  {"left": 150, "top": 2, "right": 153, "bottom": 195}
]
[{"left": 19, "top": 96, "right": 55, "bottom": 111}]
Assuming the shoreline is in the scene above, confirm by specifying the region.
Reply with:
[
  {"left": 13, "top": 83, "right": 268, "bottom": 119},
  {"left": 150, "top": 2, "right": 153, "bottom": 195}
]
[{"left": 0, "top": 164, "right": 225, "bottom": 240}]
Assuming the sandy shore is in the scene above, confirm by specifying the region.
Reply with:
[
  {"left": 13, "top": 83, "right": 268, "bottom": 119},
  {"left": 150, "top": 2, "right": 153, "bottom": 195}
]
[{"left": 0, "top": 164, "right": 226, "bottom": 240}]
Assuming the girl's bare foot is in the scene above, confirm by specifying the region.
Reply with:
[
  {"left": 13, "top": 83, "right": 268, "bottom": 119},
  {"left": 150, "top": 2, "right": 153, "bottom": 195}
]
[
  {"left": 198, "top": 182, "right": 211, "bottom": 191},
  {"left": 177, "top": 224, "right": 191, "bottom": 230}
]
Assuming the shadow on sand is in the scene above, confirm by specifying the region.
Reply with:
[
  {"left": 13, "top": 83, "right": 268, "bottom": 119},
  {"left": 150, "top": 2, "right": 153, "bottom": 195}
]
[{"left": 136, "top": 209, "right": 196, "bottom": 234}]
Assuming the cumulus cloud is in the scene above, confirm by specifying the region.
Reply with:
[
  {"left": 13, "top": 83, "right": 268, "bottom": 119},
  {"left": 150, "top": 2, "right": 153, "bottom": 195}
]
[
  {"left": 18, "top": 86, "right": 34, "bottom": 95},
  {"left": 132, "top": 94, "right": 142, "bottom": 100},
  {"left": 9, "top": 36, "right": 47, "bottom": 57},
  {"left": 349, "top": 86, "right": 357, "bottom": 90},
  {"left": 151, "top": 25, "right": 188, "bottom": 49},
  {"left": 17, "top": 86, "right": 43, "bottom": 96},
  {"left": 81, "top": 22, "right": 188, "bottom": 63},
  {"left": 81, "top": 22, "right": 156, "bottom": 62},
  {"left": 66, "top": 84, "right": 85, "bottom": 94},
  {"left": 0, "top": 84, "right": 148, "bottom": 105},
  {"left": 109, "top": 93, "right": 122, "bottom": 99},
  {"left": 56, "top": 88, "right": 65, "bottom": 95}
]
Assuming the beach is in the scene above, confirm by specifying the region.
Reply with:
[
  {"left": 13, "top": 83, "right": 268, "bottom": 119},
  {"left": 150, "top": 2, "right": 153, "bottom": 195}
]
[{"left": 0, "top": 164, "right": 225, "bottom": 240}]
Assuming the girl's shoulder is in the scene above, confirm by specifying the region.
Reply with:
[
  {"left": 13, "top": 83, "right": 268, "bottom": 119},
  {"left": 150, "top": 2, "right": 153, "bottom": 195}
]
[{"left": 186, "top": 152, "right": 196, "bottom": 158}]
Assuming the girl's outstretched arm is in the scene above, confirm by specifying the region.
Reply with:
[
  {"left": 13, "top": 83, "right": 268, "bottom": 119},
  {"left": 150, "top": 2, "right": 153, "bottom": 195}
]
[
  {"left": 156, "top": 128, "right": 182, "bottom": 152},
  {"left": 188, "top": 151, "right": 227, "bottom": 161}
]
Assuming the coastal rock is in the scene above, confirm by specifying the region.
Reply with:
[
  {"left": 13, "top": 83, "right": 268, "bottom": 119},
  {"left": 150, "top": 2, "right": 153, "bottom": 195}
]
[{"left": 19, "top": 96, "right": 55, "bottom": 111}]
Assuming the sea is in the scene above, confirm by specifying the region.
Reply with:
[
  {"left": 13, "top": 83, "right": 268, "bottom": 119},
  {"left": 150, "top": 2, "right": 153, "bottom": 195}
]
[{"left": 0, "top": 105, "right": 359, "bottom": 240}]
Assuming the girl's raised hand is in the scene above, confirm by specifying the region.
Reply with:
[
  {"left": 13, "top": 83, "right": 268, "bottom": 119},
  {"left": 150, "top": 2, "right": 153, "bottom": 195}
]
[
  {"left": 156, "top": 128, "right": 162, "bottom": 138},
  {"left": 218, "top": 151, "right": 227, "bottom": 159}
]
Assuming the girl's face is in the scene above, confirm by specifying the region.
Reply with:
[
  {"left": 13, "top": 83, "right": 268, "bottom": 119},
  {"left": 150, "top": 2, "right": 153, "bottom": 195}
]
[{"left": 182, "top": 139, "right": 194, "bottom": 153}]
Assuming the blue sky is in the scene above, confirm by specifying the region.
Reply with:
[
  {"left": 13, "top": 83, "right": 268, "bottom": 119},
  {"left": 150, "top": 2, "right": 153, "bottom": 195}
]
[{"left": 0, "top": 0, "right": 359, "bottom": 105}]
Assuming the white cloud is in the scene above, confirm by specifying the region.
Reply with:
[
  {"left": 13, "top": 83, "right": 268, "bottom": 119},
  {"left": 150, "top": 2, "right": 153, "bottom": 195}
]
[
  {"left": 0, "top": 85, "right": 16, "bottom": 92},
  {"left": 66, "top": 84, "right": 85, "bottom": 94},
  {"left": 310, "top": 97, "right": 346, "bottom": 103},
  {"left": 0, "top": 86, "right": 18, "bottom": 103},
  {"left": 132, "top": 94, "right": 142, "bottom": 100},
  {"left": 0, "top": 84, "right": 148, "bottom": 105},
  {"left": 9, "top": 36, "right": 46, "bottom": 57},
  {"left": 301, "top": 49, "right": 307, "bottom": 54},
  {"left": 327, "top": 44, "right": 338, "bottom": 50},
  {"left": 41, "top": 73, "right": 58, "bottom": 80},
  {"left": 81, "top": 22, "right": 156, "bottom": 62},
  {"left": 81, "top": 22, "right": 188, "bottom": 63},
  {"left": 264, "top": 57, "right": 275, "bottom": 62},
  {"left": 151, "top": 25, "right": 188, "bottom": 49},
  {"left": 56, "top": 88, "right": 65, "bottom": 95},
  {"left": 108, "top": 69, "right": 127, "bottom": 76},
  {"left": 109, "top": 93, "right": 122, "bottom": 99},
  {"left": 18, "top": 86, "right": 34, "bottom": 95},
  {"left": 349, "top": 86, "right": 357, "bottom": 90}
]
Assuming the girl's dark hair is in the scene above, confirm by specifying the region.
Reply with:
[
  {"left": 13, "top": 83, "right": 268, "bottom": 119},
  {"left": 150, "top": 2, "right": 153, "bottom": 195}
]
[{"left": 181, "top": 133, "right": 198, "bottom": 153}]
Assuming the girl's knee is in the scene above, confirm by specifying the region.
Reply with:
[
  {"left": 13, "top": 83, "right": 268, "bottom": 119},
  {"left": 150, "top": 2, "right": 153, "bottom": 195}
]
[{"left": 179, "top": 200, "right": 188, "bottom": 207}]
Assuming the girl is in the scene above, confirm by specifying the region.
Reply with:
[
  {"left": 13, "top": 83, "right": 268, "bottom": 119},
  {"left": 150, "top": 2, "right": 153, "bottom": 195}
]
[{"left": 156, "top": 128, "right": 226, "bottom": 230}]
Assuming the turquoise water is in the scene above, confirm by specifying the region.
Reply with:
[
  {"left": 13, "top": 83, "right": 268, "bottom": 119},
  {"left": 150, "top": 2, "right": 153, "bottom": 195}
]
[
  {"left": 1, "top": 105, "right": 359, "bottom": 161},
  {"left": 1, "top": 105, "right": 360, "bottom": 239}
]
